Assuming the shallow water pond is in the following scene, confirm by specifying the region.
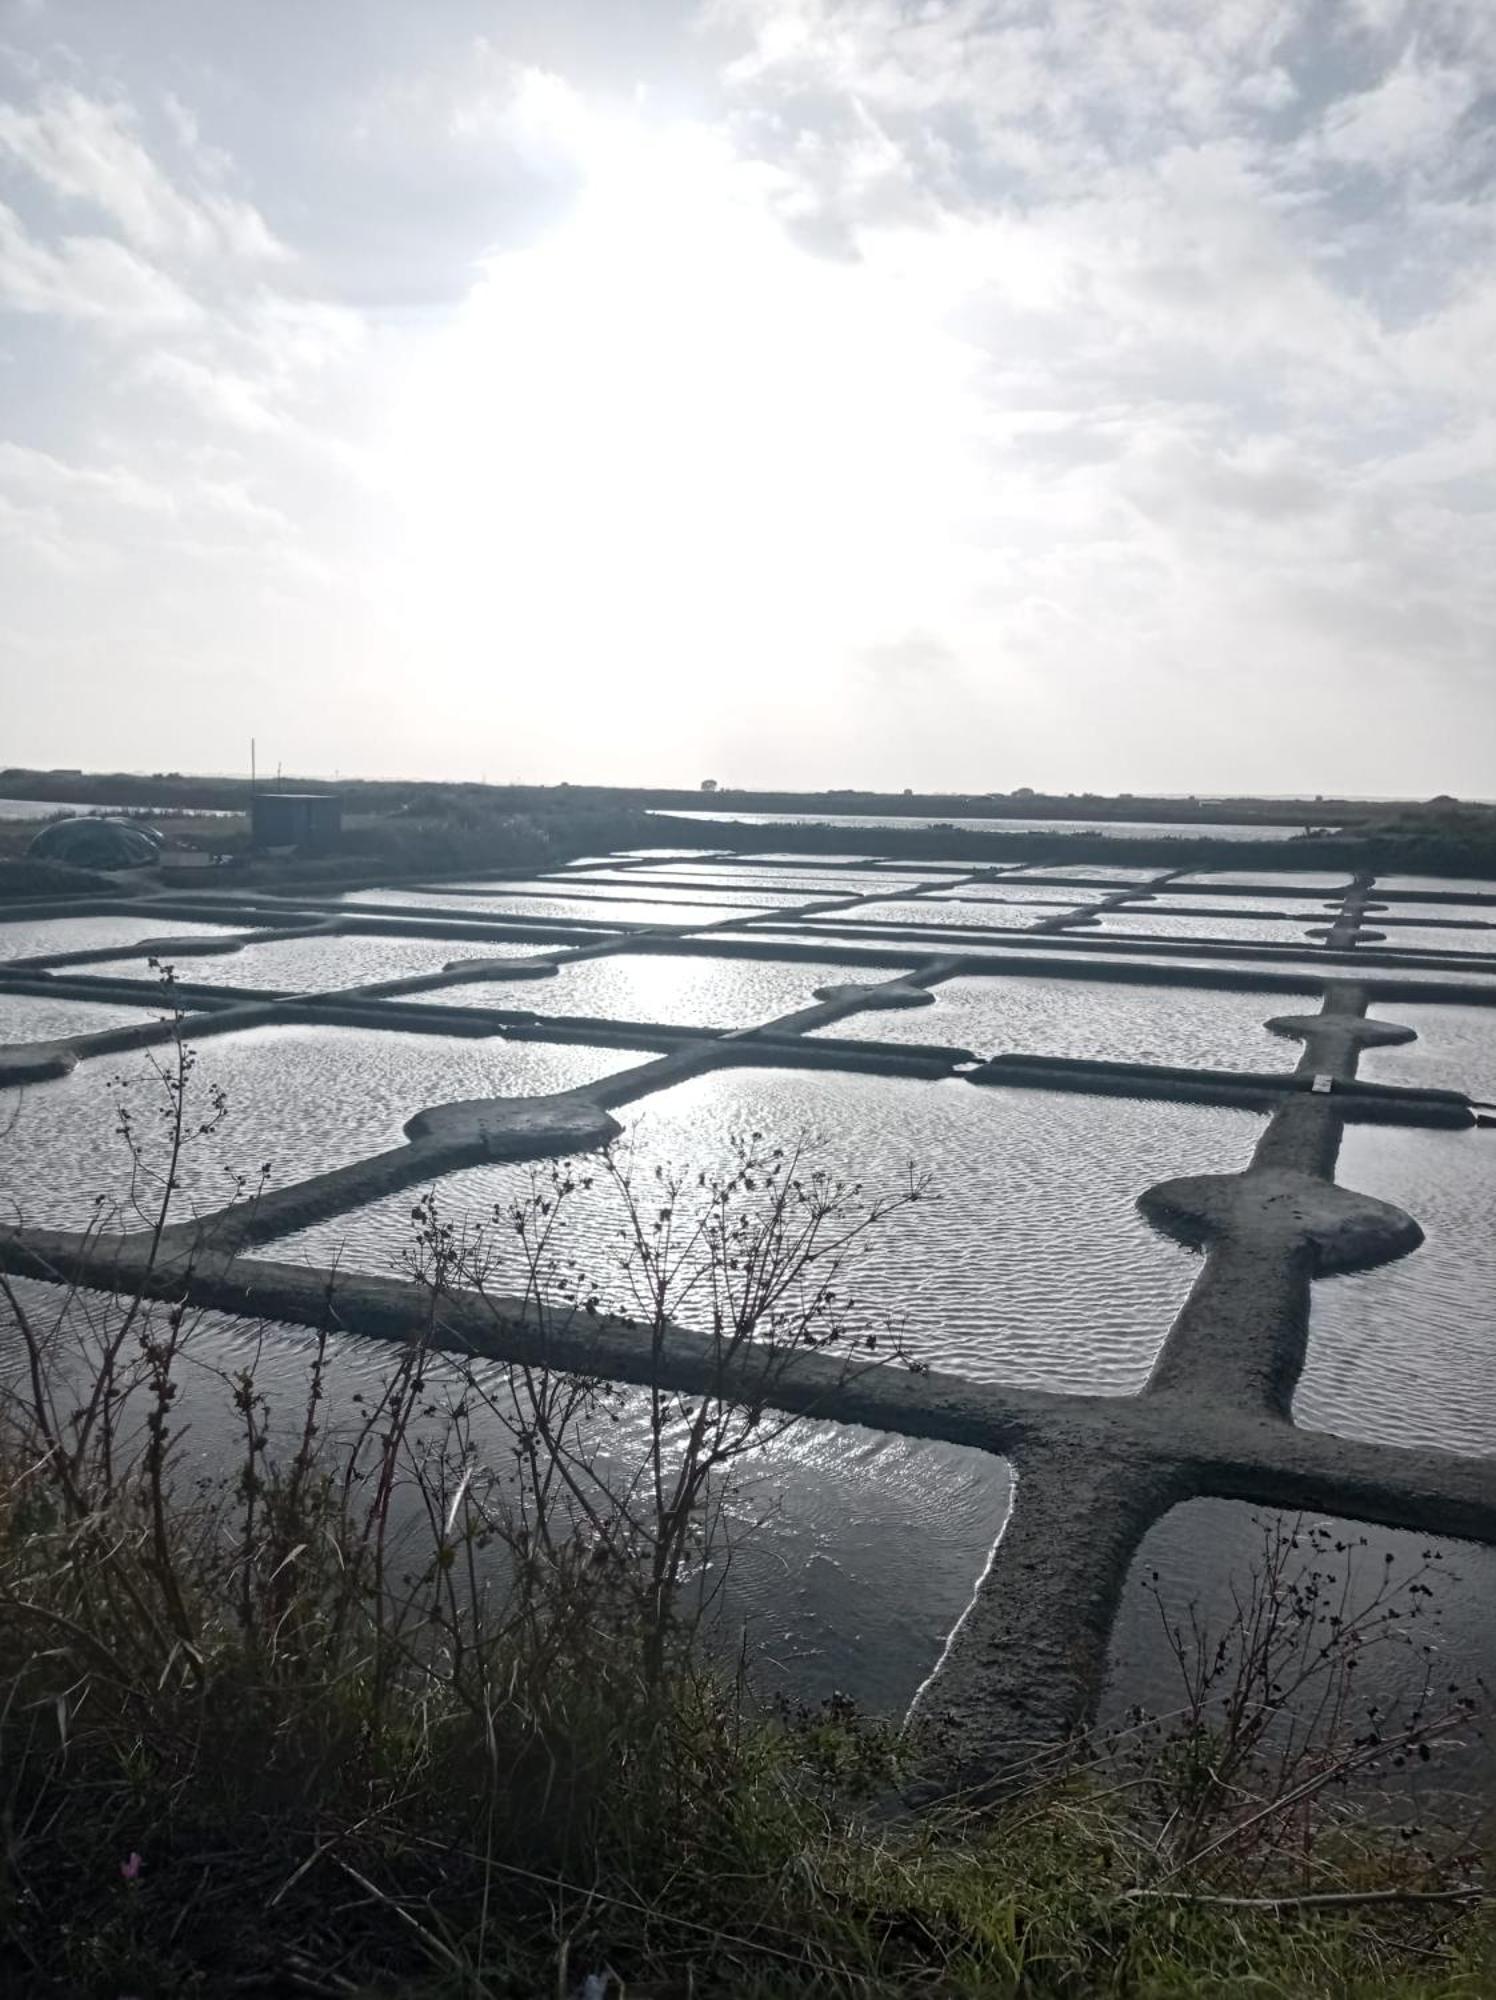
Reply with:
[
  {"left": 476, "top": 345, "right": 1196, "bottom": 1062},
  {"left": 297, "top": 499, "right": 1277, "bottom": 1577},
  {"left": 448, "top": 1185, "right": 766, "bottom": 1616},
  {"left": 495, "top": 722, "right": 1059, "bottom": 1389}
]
[
  {"left": 825, "top": 899, "right": 1061, "bottom": 931},
  {"left": 0, "top": 991, "right": 172, "bottom": 1045},
  {"left": 528, "top": 875, "right": 822, "bottom": 907},
  {"left": 1102, "top": 1498, "right": 1496, "bottom": 1799},
  {"left": 1173, "top": 870, "right": 1353, "bottom": 892},
  {"left": 256, "top": 1069, "right": 1261, "bottom": 1395},
  {"left": 1358, "top": 1002, "right": 1496, "bottom": 1103},
  {"left": 1142, "top": 893, "right": 1321, "bottom": 919},
  {"left": 408, "top": 952, "right": 874, "bottom": 1028},
  {"left": 645, "top": 865, "right": 936, "bottom": 895},
  {"left": 0, "top": 1278, "right": 1008, "bottom": 1715},
  {"left": 1356, "top": 925, "right": 1496, "bottom": 957},
  {"left": 929, "top": 884, "right": 1081, "bottom": 907},
  {"left": 0, "top": 1025, "right": 650, "bottom": 1231},
  {"left": 813, "top": 972, "right": 1310, "bottom": 1070},
  {"left": 0, "top": 914, "right": 253, "bottom": 963},
  {"left": 93, "top": 933, "right": 548, "bottom": 993},
  {"left": 1371, "top": 875, "right": 1496, "bottom": 898},
  {"left": 1365, "top": 902, "right": 1494, "bottom": 926},
  {"left": 1093, "top": 912, "right": 1323, "bottom": 945},
  {"left": 1009, "top": 865, "right": 1166, "bottom": 885},
  {"left": 724, "top": 927, "right": 936, "bottom": 959},
  {"left": 1296, "top": 1124, "right": 1496, "bottom": 1456},
  {"left": 378, "top": 893, "right": 759, "bottom": 927}
]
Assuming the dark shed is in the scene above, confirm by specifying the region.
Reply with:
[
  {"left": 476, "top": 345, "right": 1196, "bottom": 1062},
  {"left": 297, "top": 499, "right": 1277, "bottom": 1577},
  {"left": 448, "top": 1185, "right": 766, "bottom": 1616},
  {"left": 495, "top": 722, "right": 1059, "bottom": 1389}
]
[{"left": 250, "top": 792, "right": 342, "bottom": 850}]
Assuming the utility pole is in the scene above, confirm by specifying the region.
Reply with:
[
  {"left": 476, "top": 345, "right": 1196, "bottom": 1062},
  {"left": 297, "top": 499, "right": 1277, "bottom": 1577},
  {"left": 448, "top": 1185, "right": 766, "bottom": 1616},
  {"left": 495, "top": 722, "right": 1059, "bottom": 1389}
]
[{"left": 250, "top": 737, "right": 256, "bottom": 802}]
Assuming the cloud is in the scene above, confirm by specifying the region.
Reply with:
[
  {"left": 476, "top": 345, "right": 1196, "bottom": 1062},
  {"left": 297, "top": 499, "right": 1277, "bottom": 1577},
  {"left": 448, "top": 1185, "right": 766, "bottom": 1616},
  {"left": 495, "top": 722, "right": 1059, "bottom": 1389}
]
[
  {"left": 0, "top": 1, "right": 1492, "bottom": 790},
  {"left": 0, "top": 85, "right": 284, "bottom": 261},
  {"left": 0, "top": 197, "right": 201, "bottom": 324}
]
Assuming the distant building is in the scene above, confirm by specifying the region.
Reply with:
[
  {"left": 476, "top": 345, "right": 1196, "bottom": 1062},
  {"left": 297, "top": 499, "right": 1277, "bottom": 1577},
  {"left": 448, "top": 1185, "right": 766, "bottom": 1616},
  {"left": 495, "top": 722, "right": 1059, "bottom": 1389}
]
[
  {"left": 251, "top": 791, "right": 342, "bottom": 850},
  {"left": 700, "top": 778, "right": 719, "bottom": 793}
]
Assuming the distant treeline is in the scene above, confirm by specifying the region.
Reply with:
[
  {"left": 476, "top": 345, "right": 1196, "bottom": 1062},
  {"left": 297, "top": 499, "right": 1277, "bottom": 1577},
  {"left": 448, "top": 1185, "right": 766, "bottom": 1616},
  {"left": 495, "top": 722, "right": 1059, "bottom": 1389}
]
[
  {"left": 4, "top": 771, "right": 1493, "bottom": 883},
  {"left": 680, "top": 812, "right": 1496, "bottom": 881},
  {"left": 0, "top": 768, "right": 1377, "bottom": 827}
]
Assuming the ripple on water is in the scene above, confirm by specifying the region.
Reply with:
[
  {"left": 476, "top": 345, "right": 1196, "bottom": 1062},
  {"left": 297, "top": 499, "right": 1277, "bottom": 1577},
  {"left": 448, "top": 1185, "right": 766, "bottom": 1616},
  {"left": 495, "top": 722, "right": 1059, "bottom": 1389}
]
[
  {"left": 1102, "top": 1499, "right": 1496, "bottom": 1799},
  {"left": 0, "top": 915, "right": 252, "bottom": 963},
  {"left": 1094, "top": 912, "right": 1323, "bottom": 945},
  {"left": 91, "top": 933, "right": 545, "bottom": 992},
  {"left": 930, "top": 885, "right": 1086, "bottom": 907},
  {"left": 1371, "top": 875, "right": 1496, "bottom": 898},
  {"left": 655, "top": 864, "right": 935, "bottom": 893},
  {"left": 0, "top": 1277, "right": 1010, "bottom": 1714},
  {"left": 1358, "top": 1003, "right": 1496, "bottom": 1103},
  {"left": 826, "top": 899, "right": 1062, "bottom": 931},
  {"left": 256, "top": 1070, "right": 1262, "bottom": 1395},
  {"left": 1296, "top": 1125, "right": 1496, "bottom": 1456},
  {"left": 0, "top": 1026, "right": 650, "bottom": 1231},
  {"left": 563, "top": 881, "right": 825, "bottom": 908},
  {"left": 1045, "top": 946, "right": 1351, "bottom": 985},
  {"left": 813, "top": 972, "right": 1311, "bottom": 1070},
  {"left": 1356, "top": 925, "right": 1496, "bottom": 957},
  {"left": 1173, "top": 870, "right": 1354, "bottom": 892},
  {"left": 721, "top": 929, "right": 934, "bottom": 959},
  {"left": 1366, "top": 902, "right": 1494, "bottom": 925},
  {"left": 365, "top": 894, "right": 760, "bottom": 927},
  {"left": 1009, "top": 866, "right": 1165, "bottom": 885},
  {"left": 0, "top": 992, "right": 169, "bottom": 1045},
  {"left": 1138, "top": 894, "right": 1317, "bottom": 918},
  {"left": 409, "top": 954, "right": 879, "bottom": 1027}
]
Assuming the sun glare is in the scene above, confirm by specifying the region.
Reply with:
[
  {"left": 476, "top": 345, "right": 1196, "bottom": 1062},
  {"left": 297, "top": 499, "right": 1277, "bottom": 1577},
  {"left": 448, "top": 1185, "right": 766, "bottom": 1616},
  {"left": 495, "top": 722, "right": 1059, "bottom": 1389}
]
[{"left": 385, "top": 97, "right": 982, "bottom": 764}]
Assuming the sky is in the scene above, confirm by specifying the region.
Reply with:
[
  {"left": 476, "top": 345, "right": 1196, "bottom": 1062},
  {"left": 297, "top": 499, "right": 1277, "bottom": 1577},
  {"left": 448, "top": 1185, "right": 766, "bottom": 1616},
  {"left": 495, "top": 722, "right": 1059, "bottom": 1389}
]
[{"left": 0, "top": 0, "right": 1493, "bottom": 796}]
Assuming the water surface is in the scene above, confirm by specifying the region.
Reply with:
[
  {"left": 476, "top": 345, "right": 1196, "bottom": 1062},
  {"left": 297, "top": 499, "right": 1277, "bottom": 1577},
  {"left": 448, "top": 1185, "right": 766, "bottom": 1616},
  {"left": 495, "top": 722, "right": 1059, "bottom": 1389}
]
[
  {"left": 1372, "top": 876, "right": 1496, "bottom": 897},
  {"left": 1296, "top": 1125, "right": 1496, "bottom": 1456},
  {"left": 657, "top": 810, "right": 1310, "bottom": 841},
  {"left": 407, "top": 953, "right": 876, "bottom": 1028},
  {"left": 257, "top": 1069, "right": 1261, "bottom": 1395},
  {"left": 1094, "top": 912, "right": 1323, "bottom": 945},
  {"left": 0, "top": 992, "right": 170, "bottom": 1044},
  {"left": 1357, "top": 926, "right": 1496, "bottom": 957},
  {"left": 351, "top": 893, "right": 757, "bottom": 928},
  {"left": 930, "top": 885, "right": 1085, "bottom": 907},
  {"left": 823, "top": 899, "right": 1063, "bottom": 931},
  {"left": 1103, "top": 1499, "right": 1496, "bottom": 1797},
  {"left": 0, "top": 1277, "right": 1007, "bottom": 1715},
  {"left": 1010, "top": 865, "right": 1169, "bottom": 884},
  {"left": 812, "top": 973, "right": 1310, "bottom": 1070},
  {"left": 1358, "top": 1003, "right": 1496, "bottom": 1102},
  {"left": 0, "top": 1026, "right": 650, "bottom": 1231},
  {"left": 90, "top": 933, "right": 539, "bottom": 992},
  {"left": 631, "top": 862, "right": 939, "bottom": 894},
  {"left": 0, "top": 914, "right": 252, "bottom": 962},
  {"left": 1174, "top": 870, "right": 1352, "bottom": 892}
]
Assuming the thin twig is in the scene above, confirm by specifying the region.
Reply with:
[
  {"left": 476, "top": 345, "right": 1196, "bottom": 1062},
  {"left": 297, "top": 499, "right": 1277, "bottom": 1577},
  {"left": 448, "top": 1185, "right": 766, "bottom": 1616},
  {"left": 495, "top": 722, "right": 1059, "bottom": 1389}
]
[{"left": 1124, "top": 1886, "right": 1487, "bottom": 1913}]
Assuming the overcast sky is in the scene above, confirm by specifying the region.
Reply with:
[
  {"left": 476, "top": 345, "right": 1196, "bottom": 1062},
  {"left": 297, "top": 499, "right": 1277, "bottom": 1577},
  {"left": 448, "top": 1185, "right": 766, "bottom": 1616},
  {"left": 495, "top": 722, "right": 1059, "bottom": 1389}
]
[{"left": 1, "top": 1, "right": 1493, "bottom": 795}]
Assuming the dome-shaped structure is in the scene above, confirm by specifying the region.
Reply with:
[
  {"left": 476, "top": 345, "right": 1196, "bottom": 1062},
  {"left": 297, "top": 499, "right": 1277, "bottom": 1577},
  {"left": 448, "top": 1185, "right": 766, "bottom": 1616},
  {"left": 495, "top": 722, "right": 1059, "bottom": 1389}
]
[{"left": 27, "top": 817, "right": 161, "bottom": 870}]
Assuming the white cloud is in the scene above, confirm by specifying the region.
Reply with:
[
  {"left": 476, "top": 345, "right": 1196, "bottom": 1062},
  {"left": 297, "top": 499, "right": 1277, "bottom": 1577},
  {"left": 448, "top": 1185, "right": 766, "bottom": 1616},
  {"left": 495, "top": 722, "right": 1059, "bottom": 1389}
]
[
  {"left": 0, "top": 86, "right": 284, "bottom": 262},
  {"left": 0, "top": 197, "right": 201, "bottom": 324},
  {"left": 1314, "top": 54, "right": 1479, "bottom": 171}
]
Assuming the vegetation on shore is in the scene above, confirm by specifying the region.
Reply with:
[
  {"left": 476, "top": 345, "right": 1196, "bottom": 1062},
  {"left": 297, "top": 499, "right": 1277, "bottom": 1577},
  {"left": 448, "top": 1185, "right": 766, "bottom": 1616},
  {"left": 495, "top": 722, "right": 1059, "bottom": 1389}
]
[
  {"left": 0, "top": 853, "right": 132, "bottom": 902},
  {"left": 0, "top": 1023, "right": 1488, "bottom": 1995},
  {"left": 0, "top": 791, "right": 662, "bottom": 901},
  {"left": 5, "top": 768, "right": 1496, "bottom": 893}
]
